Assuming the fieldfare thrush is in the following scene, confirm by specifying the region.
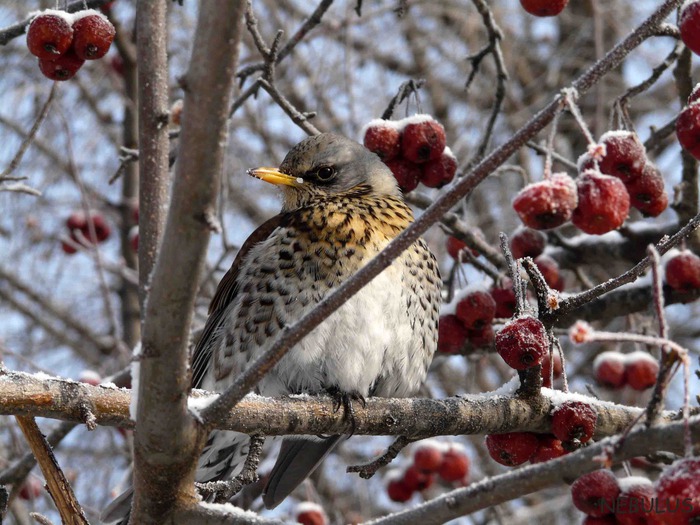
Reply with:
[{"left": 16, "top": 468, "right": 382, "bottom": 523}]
[{"left": 102, "top": 132, "right": 441, "bottom": 523}]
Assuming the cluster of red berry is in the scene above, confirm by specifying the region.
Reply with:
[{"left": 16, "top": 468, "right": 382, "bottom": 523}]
[
  {"left": 26, "top": 9, "right": 115, "bottom": 81},
  {"left": 486, "top": 400, "right": 595, "bottom": 467},
  {"left": 571, "top": 460, "right": 700, "bottom": 525},
  {"left": 387, "top": 441, "right": 470, "bottom": 502},
  {"left": 294, "top": 502, "right": 327, "bottom": 525},
  {"left": 514, "top": 131, "right": 668, "bottom": 236},
  {"left": 592, "top": 350, "right": 660, "bottom": 391},
  {"left": 520, "top": 0, "right": 568, "bottom": 17},
  {"left": 361, "top": 115, "right": 456, "bottom": 193},
  {"left": 62, "top": 210, "right": 111, "bottom": 254}
]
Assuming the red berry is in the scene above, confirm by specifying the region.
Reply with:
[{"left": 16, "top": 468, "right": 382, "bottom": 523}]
[
  {"left": 615, "top": 478, "right": 660, "bottom": 525},
  {"left": 387, "top": 478, "right": 413, "bottom": 502},
  {"left": 456, "top": 287, "right": 496, "bottom": 330},
  {"left": 530, "top": 434, "right": 566, "bottom": 463},
  {"left": 534, "top": 254, "right": 564, "bottom": 291},
  {"left": 665, "top": 251, "right": 700, "bottom": 292},
  {"left": 467, "top": 324, "right": 495, "bottom": 348},
  {"left": 624, "top": 352, "right": 659, "bottom": 391},
  {"left": 61, "top": 239, "right": 78, "bottom": 255},
  {"left": 495, "top": 316, "right": 549, "bottom": 370},
  {"left": 540, "top": 350, "right": 563, "bottom": 388},
  {"left": 572, "top": 170, "right": 630, "bottom": 235},
  {"left": 593, "top": 351, "right": 627, "bottom": 389},
  {"left": 421, "top": 148, "right": 457, "bottom": 188},
  {"left": 413, "top": 441, "right": 444, "bottom": 473},
  {"left": 596, "top": 131, "right": 647, "bottom": 184},
  {"left": 571, "top": 470, "right": 621, "bottom": 517},
  {"left": 71, "top": 11, "right": 116, "bottom": 60},
  {"left": 295, "top": 503, "right": 327, "bottom": 525},
  {"left": 491, "top": 278, "right": 517, "bottom": 318},
  {"left": 520, "top": 0, "right": 568, "bottom": 17},
  {"left": 38, "top": 48, "right": 85, "bottom": 81},
  {"left": 18, "top": 477, "right": 43, "bottom": 501},
  {"left": 446, "top": 235, "right": 477, "bottom": 261},
  {"left": 363, "top": 120, "right": 401, "bottom": 161},
  {"left": 680, "top": 1, "right": 700, "bottom": 56},
  {"left": 582, "top": 516, "right": 618, "bottom": 525},
  {"left": 78, "top": 369, "right": 101, "bottom": 386},
  {"left": 654, "top": 457, "right": 700, "bottom": 525},
  {"left": 27, "top": 11, "right": 74, "bottom": 60},
  {"left": 551, "top": 401, "right": 597, "bottom": 444},
  {"left": 626, "top": 163, "right": 667, "bottom": 217},
  {"left": 401, "top": 116, "right": 446, "bottom": 163},
  {"left": 676, "top": 103, "right": 700, "bottom": 160},
  {"left": 385, "top": 158, "right": 422, "bottom": 193},
  {"left": 438, "top": 447, "right": 470, "bottom": 482},
  {"left": 437, "top": 314, "right": 468, "bottom": 354},
  {"left": 510, "top": 227, "right": 547, "bottom": 259},
  {"left": 402, "top": 465, "right": 434, "bottom": 492},
  {"left": 485, "top": 432, "right": 539, "bottom": 466},
  {"left": 512, "top": 173, "right": 578, "bottom": 230}
]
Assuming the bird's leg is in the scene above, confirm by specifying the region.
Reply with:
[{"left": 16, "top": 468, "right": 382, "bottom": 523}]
[{"left": 326, "top": 387, "right": 366, "bottom": 435}]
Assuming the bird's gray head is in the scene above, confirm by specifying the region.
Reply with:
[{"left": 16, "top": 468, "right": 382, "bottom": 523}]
[{"left": 248, "top": 133, "right": 401, "bottom": 211}]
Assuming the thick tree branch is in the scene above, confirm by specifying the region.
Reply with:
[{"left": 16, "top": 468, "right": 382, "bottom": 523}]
[
  {"left": 132, "top": 2, "right": 247, "bottom": 523},
  {"left": 0, "top": 371, "right": 684, "bottom": 440}
]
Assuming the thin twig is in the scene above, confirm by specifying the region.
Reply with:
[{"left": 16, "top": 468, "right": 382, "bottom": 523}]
[{"left": 346, "top": 436, "right": 414, "bottom": 479}]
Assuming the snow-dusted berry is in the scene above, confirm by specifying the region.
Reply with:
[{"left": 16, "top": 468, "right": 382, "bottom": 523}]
[
  {"left": 38, "top": 49, "right": 84, "bottom": 81},
  {"left": 680, "top": 1, "right": 700, "bottom": 56},
  {"left": 510, "top": 227, "right": 547, "bottom": 259},
  {"left": 615, "top": 478, "right": 659, "bottom": 525},
  {"left": 654, "top": 457, "right": 700, "bottom": 524},
  {"left": 485, "top": 432, "right": 539, "bottom": 466},
  {"left": 626, "top": 163, "right": 667, "bottom": 217},
  {"left": 572, "top": 170, "right": 630, "bottom": 235},
  {"left": 456, "top": 287, "right": 496, "bottom": 330},
  {"left": 624, "top": 352, "right": 658, "bottom": 391},
  {"left": 363, "top": 120, "right": 402, "bottom": 161},
  {"left": 551, "top": 401, "right": 597, "bottom": 444},
  {"left": 571, "top": 470, "right": 620, "bottom": 517},
  {"left": 295, "top": 502, "right": 327, "bottom": 525},
  {"left": 596, "top": 131, "right": 647, "bottom": 184},
  {"left": 72, "top": 11, "right": 115, "bottom": 60},
  {"left": 421, "top": 148, "right": 457, "bottom": 188},
  {"left": 385, "top": 158, "right": 422, "bottom": 193},
  {"left": 27, "top": 11, "right": 74, "bottom": 60},
  {"left": 512, "top": 173, "right": 578, "bottom": 230},
  {"left": 593, "top": 351, "right": 627, "bottom": 389},
  {"left": 665, "top": 251, "right": 700, "bottom": 292},
  {"left": 401, "top": 116, "right": 446, "bottom": 163},
  {"left": 676, "top": 103, "right": 700, "bottom": 160},
  {"left": 495, "top": 316, "right": 549, "bottom": 370},
  {"left": 530, "top": 434, "right": 566, "bottom": 463}
]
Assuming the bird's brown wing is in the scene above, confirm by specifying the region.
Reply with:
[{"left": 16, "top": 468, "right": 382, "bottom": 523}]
[{"left": 191, "top": 213, "right": 286, "bottom": 389}]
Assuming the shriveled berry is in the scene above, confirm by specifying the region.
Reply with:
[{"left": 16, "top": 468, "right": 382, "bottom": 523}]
[
  {"left": 676, "top": 103, "right": 700, "bottom": 160},
  {"left": 551, "top": 401, "right": 597, "bottom": 444},
  {"left": 421, "top": 148, "right": 457, "bottom": 188},
  {"left": 456, "top": 287, "right": 496, "bottom": 330},
  {"left": 495, "top": 316, "right": 549, "bottom": 370},
  {"left": 534, "top": 254, "right": 564, "bottom": 291},
  {"left": 491, "top": 278, "right": 517, "bottom": 318},
  {"left": 615, "top": 477, "right": 660, "bottom": 525},
  {"left": 71, "top": 11, "right": 116, "bottom": 60},
  {"left": 530, "top": 434, "right": 566, "bottom": 463},
  {"left": 654, "top": 457, "right": 700, "bottom": 525},
  {"left": 593, "top": 351, "right": 627, "bottom": 389},
  {"left": 38, "top": 49, "right": 85, "bottom": 81},
  {"left": 512, "top": 173, "right": 578, "bottom": 230},
  {"left": 27, "top": 11, "right": 74, "bottom": 60},
  {"left": 680, "top": 1, "right": 700, "bottom": 56},
  {"left": 571, "top": 470, "right": 621, "bottom": 517},
  {"left": 520, "top": 0, "right": 568, "bottom": 17},
  {"left": 596, "top": 131, "right": 647, "bottom": 184},
  {"left": 438, "top": 447, "right": 470, "bottom": 482},
  {"left": 413, "top": 441, "right": 444, "bottom": 473},
  {"left": 624, "top": 352, "right": 658, "bottom": 391},
  {"left": 437, "top": 314, "right": 468, "bottom": 354},
  {"left": 485, "top": 432, "right": 539, "bottom": 466},
  {"left": 665, "top": 251, "right": 700, "bottom": 292},
  {"left": 572, "top": 170, "right": 630, "bottom": 235},
  {"left": 401, "top": 116, "right": 446, "bottom": 163},
  {"left": 362, "top": 120, "right": 401, "bottom": 161},
  {"left": 626, "top": 163, "right": 667, "bottom": 217},
  {"left": 385, "top": 158, "right": 422, "bottom": 193},
  {"left": 510, "top": 227, "right": 547, "bottom": 259}
]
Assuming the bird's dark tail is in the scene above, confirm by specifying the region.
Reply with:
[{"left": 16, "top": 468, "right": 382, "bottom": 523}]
[
  {"left": 100, "top": 486, "right": 133, "bottom": 525},
  {"left": 262, "top": 435, "right": 344, "bottom": 509}
]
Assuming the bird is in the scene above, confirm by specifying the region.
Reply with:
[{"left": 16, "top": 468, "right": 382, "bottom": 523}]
[{"left": 102, "top": 132, "right": 441, "bottom": 523}]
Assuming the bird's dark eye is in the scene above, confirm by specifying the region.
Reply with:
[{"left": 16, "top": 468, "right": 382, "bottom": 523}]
[{"left": 314, "top": 166, "right": 336, "bottom": 181}]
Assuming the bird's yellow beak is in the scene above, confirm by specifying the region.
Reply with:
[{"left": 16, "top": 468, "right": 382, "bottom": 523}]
[{"left": 247, "top": 167, "right": 303, "bottom": 187}]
